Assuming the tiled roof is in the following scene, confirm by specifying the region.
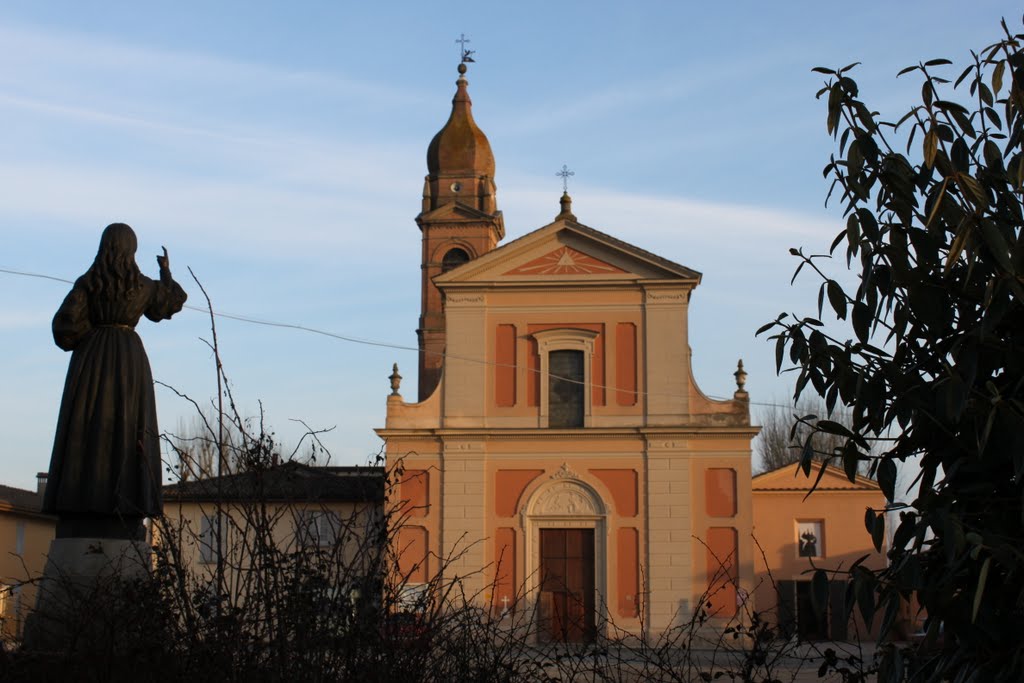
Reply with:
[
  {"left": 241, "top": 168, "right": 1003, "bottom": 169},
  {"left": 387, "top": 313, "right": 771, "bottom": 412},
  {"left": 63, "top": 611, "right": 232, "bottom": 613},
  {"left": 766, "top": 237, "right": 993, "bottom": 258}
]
[
  {"left": 0, "top": 484, "right": 46, "bottom": 514},
  {"left": 752, "top": 462, "right": 880, "bottom": 492},
  {"left": 164, "top": 462, "right": 385, "bottom": 503}
]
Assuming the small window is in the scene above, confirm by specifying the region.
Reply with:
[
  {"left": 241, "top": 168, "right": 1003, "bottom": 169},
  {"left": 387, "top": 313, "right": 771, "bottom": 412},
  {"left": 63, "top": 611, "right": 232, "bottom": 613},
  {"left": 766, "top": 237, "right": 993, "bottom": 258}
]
[
  {"left": 296, "top": 510, "right": 341, "bottom": 547},
  {"left": 797, "top": 520, "right": 824, "bottom": 558},
  {"left": 199, "top": 513, "right": 222, "bottom": 564},
  {"left": 441, "top": 248, "right": 470, "bottom": 273},
  {"left": 549, "top": 349, "right": 585, "bottom": 428}
]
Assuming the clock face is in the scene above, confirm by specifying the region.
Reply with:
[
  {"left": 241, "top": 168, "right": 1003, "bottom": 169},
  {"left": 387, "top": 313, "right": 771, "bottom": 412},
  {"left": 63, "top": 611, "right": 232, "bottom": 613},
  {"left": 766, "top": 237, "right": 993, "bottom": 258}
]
[{"left": 450, "top": 182, "right": 462, "bottom": 193}]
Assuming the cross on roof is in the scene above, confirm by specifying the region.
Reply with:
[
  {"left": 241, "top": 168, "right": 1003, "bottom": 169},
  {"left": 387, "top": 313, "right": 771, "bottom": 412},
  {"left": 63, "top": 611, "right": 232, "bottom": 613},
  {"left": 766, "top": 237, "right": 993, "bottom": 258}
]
[
  {"left": 556, "top": 164, "right": 575, "bottom": 192},
  {"left": 456, "top": 33, "right": 475, "bottom": 63}
]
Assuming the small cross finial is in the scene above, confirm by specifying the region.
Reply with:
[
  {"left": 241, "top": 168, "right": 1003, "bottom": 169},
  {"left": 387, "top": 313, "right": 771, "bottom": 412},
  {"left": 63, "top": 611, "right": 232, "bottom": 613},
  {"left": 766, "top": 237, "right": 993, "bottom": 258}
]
[
  {"left": 556, "top": 164, "right": 575, "bottom": 193},
  {"left": 456, "top": 33, "right": 475, "bottom": 63}
]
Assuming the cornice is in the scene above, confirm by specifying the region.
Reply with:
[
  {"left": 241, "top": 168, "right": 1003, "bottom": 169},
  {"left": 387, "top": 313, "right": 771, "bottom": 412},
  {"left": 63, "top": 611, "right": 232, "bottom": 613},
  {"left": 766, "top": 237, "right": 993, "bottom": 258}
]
[
  {"left": 0, "top": 501, "right": 56, "bottom": 520},
  {"left": 437, "top": 279, "right": 697, "bottom": 292},
  {"left": 752, "top": 486, "right": 880, "bottom": 493},
  {"left": 376, "top": 426, "right": 760, "bottom": 441}
]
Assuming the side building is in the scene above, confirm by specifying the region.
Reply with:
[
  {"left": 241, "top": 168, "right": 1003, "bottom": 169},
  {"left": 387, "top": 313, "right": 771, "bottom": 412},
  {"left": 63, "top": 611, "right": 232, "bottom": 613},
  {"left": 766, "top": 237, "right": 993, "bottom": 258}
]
[
  {"left": 160, "top": 462, "right": 384, "bottom": 592},
  {"left": 377, "top": 62, "right": 759, "bottom": 642},
  {"left": 0, "top": 476, "right": 56, "bottom": 640},
  {"left": 751, "top": 464, "right": 887, "bottom": 641}
]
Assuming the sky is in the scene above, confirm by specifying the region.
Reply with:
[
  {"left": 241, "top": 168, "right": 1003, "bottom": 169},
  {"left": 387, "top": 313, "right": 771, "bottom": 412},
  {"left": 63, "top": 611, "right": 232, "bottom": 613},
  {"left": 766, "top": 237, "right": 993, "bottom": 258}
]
[{"left": 0, "top": 1, "right": 1016, "bottom": 490}]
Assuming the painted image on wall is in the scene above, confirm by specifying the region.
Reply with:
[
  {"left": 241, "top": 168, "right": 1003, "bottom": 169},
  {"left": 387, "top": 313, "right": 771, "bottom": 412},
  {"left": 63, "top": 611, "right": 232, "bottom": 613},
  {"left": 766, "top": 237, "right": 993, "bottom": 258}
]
[{"left": 797, "top": 521, "right": 823, "bottom": 558}]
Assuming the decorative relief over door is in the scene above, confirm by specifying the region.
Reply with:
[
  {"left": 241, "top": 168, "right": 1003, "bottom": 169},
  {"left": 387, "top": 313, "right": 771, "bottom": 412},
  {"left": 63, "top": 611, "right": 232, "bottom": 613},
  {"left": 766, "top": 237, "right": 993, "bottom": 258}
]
[{"left": 524, "top": 478, "right": 607, "bottom": 643}]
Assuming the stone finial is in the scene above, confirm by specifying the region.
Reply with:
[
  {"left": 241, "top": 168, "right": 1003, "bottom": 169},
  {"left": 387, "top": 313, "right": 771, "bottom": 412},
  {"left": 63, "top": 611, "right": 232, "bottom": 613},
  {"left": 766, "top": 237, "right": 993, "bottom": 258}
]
[
  {"left": 389, "top": 363, "right": 402, "bottom": 396},
  {"left": 550, "top": 462, "right": 580, "bottom": 480},
  {"left": 733, "top": 359, "right": 748, "bottom": 395},
  {"left": 556, "top": 191, "right": 577, "bottom": 221}
]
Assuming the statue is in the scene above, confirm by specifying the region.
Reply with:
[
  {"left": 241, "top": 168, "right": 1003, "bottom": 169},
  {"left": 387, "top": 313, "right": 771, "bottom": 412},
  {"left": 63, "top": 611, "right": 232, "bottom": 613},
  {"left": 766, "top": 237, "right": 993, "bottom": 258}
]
[{"left": 43, "top": 223, "right": 187, "bottom": 540}]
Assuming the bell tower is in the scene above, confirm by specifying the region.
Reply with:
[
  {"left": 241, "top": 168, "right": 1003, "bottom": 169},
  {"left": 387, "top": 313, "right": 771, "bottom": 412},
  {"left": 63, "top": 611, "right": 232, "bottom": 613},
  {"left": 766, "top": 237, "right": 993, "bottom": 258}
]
[{"left": 416, "top": 61, "right": 504, "bottom": 400}]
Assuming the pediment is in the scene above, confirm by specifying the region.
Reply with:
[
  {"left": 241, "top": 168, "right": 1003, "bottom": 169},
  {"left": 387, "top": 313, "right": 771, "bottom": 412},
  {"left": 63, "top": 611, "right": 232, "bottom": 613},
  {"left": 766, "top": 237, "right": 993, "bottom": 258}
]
[
  {"left": 752, "top": 463, "right": 880, "bottom": 492},
  {"left": 435, "top": 220, "right": 701, "bottom": 285},
  {"left": 504, "top": 245, "right": 627, "bottom": 276},
  {"left": 417, "top": 200, "right": 499, "bottom": 223}
]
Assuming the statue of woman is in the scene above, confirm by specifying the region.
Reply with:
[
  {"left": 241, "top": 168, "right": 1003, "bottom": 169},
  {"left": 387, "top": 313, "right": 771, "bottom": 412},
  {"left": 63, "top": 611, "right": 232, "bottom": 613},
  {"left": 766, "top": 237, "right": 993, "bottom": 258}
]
[{"left": 43, "top": 223, "right": 187, "bottom": 540}]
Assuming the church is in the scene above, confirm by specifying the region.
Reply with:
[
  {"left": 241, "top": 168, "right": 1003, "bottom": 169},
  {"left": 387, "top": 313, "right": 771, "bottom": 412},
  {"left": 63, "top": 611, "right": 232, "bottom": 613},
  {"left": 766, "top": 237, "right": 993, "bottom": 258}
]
[{"left": 377, "top": 60, "right": 759, "bottom": 641}]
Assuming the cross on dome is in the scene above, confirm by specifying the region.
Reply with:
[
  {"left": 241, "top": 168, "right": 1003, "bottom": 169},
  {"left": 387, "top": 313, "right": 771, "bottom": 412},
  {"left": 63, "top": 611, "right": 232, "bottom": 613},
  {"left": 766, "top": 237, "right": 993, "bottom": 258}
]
[
  {"left": 556, "top": 164, "right": 575, "bottom": 192},
  {"left": 456, "top": 33, "right": 475, "bottom": 64}
]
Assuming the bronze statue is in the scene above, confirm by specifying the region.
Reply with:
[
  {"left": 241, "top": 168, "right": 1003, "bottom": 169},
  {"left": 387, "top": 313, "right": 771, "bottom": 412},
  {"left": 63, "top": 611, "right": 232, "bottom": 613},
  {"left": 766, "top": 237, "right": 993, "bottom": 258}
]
[{"left": 44, "top": 223, "right": 187, "bottom": 540}]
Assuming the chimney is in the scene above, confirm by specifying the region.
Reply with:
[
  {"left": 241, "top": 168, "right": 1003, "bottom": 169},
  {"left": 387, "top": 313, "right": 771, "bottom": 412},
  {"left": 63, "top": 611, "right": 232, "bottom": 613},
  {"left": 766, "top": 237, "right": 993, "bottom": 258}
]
[{"left": 36, "top": 472, "right": 47, "bottom": 498}]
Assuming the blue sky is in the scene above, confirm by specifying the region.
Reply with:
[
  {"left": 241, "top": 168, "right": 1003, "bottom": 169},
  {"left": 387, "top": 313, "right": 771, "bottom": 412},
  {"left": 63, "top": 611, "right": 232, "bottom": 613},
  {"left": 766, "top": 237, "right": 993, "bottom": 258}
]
[{"left": 0, "top": 2, "right": 1015, "bottom": 489}]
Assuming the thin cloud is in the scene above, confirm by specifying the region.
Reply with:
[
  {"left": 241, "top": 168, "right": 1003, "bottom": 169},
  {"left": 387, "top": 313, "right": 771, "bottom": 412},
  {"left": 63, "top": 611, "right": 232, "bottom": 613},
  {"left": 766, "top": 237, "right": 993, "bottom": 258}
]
[
  {"left": 0, "top": 22, "right": 423, "bottom": 107},
  {"left": 0, "top": 309, "right": 52, "bottom": 330},
  {"left": 502, "top": 184, "right": 836, "bottom": 244},
  {"left": 0, "top": 92, "right": 258, "bottom": 144},
  {"left": 0, "top": 160, "right": 412, "bottom": 255}
]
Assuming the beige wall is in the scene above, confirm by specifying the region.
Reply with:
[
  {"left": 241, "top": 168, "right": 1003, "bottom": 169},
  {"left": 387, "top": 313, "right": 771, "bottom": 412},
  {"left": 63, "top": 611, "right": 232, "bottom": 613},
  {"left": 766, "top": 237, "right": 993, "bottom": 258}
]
[
  {"left": 158, "top": 499, "right": 380, "bottom": 588},
  {"left": 0, "top": 509, "right": 55, "bottom": 638}
]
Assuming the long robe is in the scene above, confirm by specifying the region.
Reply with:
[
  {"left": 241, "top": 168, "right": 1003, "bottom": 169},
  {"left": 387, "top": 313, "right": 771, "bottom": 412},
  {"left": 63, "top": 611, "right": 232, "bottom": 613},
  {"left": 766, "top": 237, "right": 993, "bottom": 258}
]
[{"left": 44, "top": 274, "right": 186, "bottom": 517}]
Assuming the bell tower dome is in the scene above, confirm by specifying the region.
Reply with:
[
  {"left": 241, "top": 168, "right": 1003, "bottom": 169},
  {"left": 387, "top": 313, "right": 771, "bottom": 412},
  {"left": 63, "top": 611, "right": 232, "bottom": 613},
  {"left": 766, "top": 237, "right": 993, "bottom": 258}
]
[{"left": 416, "top": 62, "right": 504, "bottom": 400}]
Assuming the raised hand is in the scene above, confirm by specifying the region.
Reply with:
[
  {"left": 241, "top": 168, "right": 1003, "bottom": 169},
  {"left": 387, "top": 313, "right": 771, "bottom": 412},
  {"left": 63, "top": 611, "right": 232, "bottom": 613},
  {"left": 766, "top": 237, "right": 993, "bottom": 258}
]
[{"left": 157, "top": 246, "right": 170, "bottom": 273}]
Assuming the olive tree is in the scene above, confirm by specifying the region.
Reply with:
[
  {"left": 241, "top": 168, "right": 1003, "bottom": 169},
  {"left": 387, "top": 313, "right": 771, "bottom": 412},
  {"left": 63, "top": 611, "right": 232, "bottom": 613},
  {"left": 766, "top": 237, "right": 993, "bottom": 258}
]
[{"left": 760, "top": 19, "right": 1024, "bottom": 683}]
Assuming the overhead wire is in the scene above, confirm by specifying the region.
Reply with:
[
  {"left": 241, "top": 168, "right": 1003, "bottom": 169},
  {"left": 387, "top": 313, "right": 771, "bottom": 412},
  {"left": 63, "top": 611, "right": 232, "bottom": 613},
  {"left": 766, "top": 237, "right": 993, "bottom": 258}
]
[{"left": 1, "top": 265, "right": 806, "bottom": 411}]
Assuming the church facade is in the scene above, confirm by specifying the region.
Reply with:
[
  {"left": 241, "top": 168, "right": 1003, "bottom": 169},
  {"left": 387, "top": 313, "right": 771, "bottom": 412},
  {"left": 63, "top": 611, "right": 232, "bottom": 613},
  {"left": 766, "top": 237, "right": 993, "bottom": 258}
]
[{"left": 377, "top": 62, "right": 759, "bottom": 641}]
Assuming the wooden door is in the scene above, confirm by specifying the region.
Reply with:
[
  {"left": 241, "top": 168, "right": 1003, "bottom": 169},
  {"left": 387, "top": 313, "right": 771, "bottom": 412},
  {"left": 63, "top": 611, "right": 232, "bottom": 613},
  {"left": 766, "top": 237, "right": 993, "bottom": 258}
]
[
  {"left": 796, "top": 580, "right": 829, "bottom": 641},
  {"left": 539, "top": 528, "right": 595, "bottom": 643}
]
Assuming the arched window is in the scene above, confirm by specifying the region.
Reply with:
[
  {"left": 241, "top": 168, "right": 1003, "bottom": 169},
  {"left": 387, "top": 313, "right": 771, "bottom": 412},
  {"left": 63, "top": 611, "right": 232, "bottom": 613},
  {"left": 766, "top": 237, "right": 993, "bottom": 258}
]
[
  {"left": 532, "top": 328, "right": 599, "bottom": 428},
  {"left": 441, "top": 248, "right": 470, "bottom": 273},
  {"left": 549, "top": 350, "right": 584, "bottom": 428}
]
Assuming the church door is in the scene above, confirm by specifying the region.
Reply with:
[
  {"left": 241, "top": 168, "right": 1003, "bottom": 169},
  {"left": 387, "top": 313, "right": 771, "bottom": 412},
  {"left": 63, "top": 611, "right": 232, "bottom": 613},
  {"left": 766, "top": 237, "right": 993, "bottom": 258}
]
[{"left": 538, "top": 528, "right": 595, "bottom": 643}]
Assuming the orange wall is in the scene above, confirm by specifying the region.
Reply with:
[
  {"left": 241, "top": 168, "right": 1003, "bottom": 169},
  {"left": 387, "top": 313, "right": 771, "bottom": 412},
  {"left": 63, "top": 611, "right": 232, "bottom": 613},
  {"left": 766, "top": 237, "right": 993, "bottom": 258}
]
[
  {"left": 706, "top": 526, "right": 738, "bottom": 617},
  {"left": 495, "top": 324, "right": 517, "bottom": 407},
  {"left": 397, "top": 525, "right": 429, "bottom": 583},
  {"left": 483, "top": 456, "right": 647, "bottom": 629},
  {"left": 477, "top": 308, "right": 646, "bottom": 421},
  {"left": 590, "top": 469, "right": 638, "bottom": 517},
  {"left": 614, "top": 322, "right": 637, "bottom": 406},
  {"left": 751, "top": 487, "right": 887, "bottom": 637},
  {"left": 689, "top": 457, "right": 753, "bottom": 621},
  {"left": 399, "top": 469, "right": 429, "bottom": 518},
  {"left": 706, "top": 468, "right": 737, "bottom": 517},
  {"left": 526, "top": 322, "right": 605, "bottom": 407},
  {"left": 494, "top": 470, "right": 543, "bottom": 517}
]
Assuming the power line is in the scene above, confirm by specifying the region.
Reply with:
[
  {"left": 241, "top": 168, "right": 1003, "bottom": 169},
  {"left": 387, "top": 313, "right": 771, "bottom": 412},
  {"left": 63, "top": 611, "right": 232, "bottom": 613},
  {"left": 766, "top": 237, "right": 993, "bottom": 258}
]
[{"left": 1, "top": 265, "right": 804, "bottom": 411}]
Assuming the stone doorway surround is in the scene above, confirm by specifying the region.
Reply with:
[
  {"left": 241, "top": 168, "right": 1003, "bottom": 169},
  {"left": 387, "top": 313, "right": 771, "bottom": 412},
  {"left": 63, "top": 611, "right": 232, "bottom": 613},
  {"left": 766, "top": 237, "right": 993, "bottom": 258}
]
[{"left": 520, "top": 468, "right": 608, "bottom": 640}]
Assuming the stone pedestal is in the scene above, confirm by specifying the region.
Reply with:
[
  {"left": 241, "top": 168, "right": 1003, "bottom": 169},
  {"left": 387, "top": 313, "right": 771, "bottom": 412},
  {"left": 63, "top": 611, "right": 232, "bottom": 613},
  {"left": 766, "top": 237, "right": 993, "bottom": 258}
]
[{"left": 23, "top": 538, "right": 152, "bottom": 651}]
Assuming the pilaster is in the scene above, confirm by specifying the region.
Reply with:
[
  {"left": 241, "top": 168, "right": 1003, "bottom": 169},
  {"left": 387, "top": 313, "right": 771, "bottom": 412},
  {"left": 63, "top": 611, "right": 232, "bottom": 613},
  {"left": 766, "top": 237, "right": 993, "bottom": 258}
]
[
  {"left": 644, "top": 439, "right": 692, "bottom": 631},
  {"left": 440, "top": 440, "right": 487, "bottom": 594}
]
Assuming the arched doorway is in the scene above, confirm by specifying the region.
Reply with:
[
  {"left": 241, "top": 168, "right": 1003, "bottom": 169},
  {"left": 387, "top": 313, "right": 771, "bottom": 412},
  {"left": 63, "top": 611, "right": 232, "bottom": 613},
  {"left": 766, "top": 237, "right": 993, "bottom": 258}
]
[{"left": 522, "top": 474, "right": 607, "bottom": 643}]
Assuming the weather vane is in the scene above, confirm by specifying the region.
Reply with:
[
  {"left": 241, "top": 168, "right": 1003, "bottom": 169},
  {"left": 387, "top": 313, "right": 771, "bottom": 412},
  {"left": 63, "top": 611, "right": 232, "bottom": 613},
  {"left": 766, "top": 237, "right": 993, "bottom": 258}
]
[
  {"left": 556, "top": 164, "right": 575, "bottom": 192},
  {"left": 456, "top": 33, "right": 476, "bottom": 63}
]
